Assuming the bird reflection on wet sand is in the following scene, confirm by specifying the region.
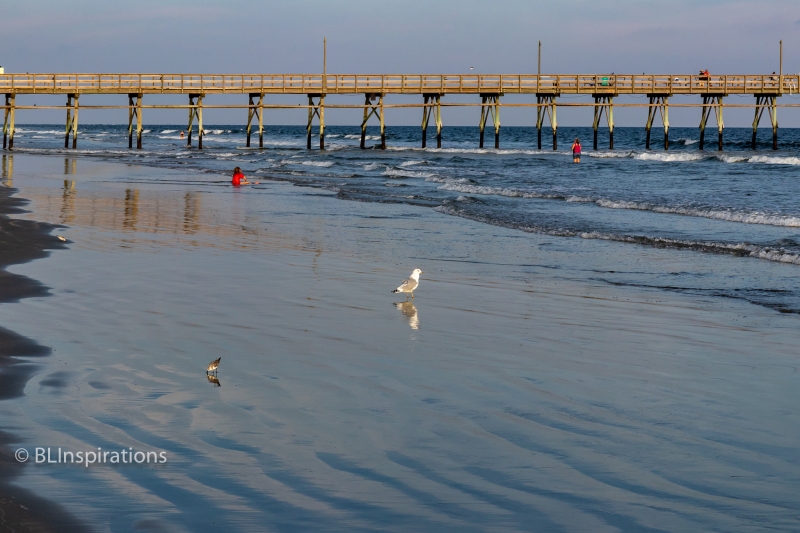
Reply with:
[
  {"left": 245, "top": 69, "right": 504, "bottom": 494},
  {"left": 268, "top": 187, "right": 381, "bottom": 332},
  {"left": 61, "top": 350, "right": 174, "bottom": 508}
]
[
  {"left": 206, "top": 374, "right": 221, "bottom": 387},
  {"left": 395, "top": 301, "right": 419, "bottom": 330}
]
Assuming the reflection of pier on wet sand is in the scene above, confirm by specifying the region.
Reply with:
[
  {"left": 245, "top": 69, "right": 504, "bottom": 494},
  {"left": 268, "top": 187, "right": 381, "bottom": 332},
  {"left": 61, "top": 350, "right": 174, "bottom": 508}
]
[{"left": 6, "top": 156, "right": 331, "bottom": 254}]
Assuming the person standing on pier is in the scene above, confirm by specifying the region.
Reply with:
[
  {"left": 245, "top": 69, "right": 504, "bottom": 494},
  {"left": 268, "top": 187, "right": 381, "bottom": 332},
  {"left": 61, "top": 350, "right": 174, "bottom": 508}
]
[{"left": 571, "top": 138, "right": 582, "bottom": 163}]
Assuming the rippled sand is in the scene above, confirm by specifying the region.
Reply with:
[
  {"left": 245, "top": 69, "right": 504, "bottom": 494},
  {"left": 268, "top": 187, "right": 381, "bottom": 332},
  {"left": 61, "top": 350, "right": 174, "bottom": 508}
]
[{"left": 1, "top": 154, "right": 799, "bottom": 532}]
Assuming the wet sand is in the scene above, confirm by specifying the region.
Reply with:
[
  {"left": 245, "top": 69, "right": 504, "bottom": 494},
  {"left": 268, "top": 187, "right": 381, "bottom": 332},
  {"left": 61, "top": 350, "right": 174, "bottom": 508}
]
[
  {"left": 0, "top": 153, "right": 799, "bottom": 532},
  {"left": 0, "top": 183, "right": 88, "bottom": 531}
]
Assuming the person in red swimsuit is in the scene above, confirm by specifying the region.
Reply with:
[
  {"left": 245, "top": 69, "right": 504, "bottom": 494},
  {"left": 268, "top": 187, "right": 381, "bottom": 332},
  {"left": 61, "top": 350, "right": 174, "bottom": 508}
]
[{"left": 232, "top": 167, "right": 258, "bottom": 186}]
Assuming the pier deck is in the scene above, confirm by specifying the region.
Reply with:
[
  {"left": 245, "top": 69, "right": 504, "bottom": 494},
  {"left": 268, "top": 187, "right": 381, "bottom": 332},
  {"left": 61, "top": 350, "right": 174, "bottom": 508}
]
[
  {"left": 0, "top": 73, "right": 797, "bottom": 96},
  {"left": 2, "top": 73, "right": 796, "bottom": 152}
]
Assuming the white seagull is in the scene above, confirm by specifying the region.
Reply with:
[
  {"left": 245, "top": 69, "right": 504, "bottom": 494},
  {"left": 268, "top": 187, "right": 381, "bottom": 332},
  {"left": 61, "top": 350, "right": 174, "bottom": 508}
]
[{"left": 392, "top": 269, "right": 423, "bottom": 299}]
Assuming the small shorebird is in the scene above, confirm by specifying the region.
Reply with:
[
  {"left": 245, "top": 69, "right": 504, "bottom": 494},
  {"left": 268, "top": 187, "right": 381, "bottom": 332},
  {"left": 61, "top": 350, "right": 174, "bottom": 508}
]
[
  {"left": 392, "top": 269, "right": 423, "bottom": 299},
  {"left": 57, "top": 236, "right": 66, "bottom": 242},
  {"left": 206, "top": 357, "right": 221, "bottom": 374}
]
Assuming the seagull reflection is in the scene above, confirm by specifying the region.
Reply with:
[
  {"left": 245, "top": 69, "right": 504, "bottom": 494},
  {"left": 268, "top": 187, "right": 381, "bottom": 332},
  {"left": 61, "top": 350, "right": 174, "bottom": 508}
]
[
  {"left": 395, "top": 301, "right": 419, "bottom": 330},
  {"left": 206, "top": 374, "right": 221, "bottom": 387}
]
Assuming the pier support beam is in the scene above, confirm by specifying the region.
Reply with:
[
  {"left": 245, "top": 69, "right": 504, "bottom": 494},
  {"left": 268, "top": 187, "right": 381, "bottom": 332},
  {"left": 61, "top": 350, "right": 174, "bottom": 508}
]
[
  {"left": 479, "top": 94, "right": 501, "bottom": 149},
  {"left": 246, "top": 93, "right": 265, "bottom": 149},
  {"left": 64, "top": 94, "right": 79, "bottom": 149},
  {"left": 2, "top": 95, "right": 15, "bottom": 150},
  {"left": 187, "top": 94, "right": 204, "bottom": 149},
  {"left": 536, "top": 94, "right": 558, "bottom": 150},
  {"left": 360, "top": 93, "right": 385, "bottom": 149},
  {"left": 751, "top": 95, "right": 778, "bottom": 150},
  {"left": 699, "top": 95, "right": 724, "bottom": 151},
  {"left": 592, "top": 95, "right": 615, "bottom": 150},
  {"left": 306, "top": 94, "right": 325, "bottom": 150},
  {"left": 421, "top": 94, "right": 442, "bottom": 148},
  {"left": 645, "top": 95, "right": 670, "bottom": 150},
  {"left": 127, "top": 93, "right": 143, "bottom": 149}
]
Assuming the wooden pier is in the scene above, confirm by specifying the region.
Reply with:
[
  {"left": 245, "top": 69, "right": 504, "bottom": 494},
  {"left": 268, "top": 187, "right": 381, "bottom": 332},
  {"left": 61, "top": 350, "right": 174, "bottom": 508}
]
[{"left": 2, "top": 72, "right": 798, "bottom": 151}]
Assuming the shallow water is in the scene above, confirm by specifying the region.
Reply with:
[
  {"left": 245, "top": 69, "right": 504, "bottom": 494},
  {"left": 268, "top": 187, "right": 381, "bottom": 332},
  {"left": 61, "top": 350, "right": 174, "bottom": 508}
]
[
  {"left": 7, "top": 123, "right": 800, "bottom": 313},
  {"left": 1, "top": 154, "right": 799, "bottom": 531}
]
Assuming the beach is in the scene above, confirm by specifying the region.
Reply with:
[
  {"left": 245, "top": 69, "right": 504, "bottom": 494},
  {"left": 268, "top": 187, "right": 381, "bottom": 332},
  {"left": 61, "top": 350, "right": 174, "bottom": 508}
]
[
  {"left": 0, "top": 151, "right": 798, "bottom": 531},
  {"left": 0, "top": 180, "right": 88, "bottom": 531}
]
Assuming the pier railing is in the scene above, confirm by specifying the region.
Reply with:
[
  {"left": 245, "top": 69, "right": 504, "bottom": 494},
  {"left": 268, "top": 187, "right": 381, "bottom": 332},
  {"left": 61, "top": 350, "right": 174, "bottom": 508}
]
[{"left": 0, "top": 74, "right": 797, "bottom": 95}]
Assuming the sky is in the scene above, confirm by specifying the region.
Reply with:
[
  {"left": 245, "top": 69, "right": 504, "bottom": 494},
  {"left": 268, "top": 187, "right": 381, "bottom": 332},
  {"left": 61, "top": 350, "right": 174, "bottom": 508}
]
[{"left": 3, "top": 0, "right": 800, "bottom": 126}]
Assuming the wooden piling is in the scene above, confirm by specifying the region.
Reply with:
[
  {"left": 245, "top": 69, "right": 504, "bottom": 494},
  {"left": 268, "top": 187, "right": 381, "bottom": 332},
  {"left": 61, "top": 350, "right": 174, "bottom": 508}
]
[
  {"left": 2, "top": 94, "right": 10, "bottom": 150},
  {"left": 62, "top": 94, "right": 80, "bottom": 149},
  {"left": 421, "top": 94, "right": 443, "bottom": 148},
  {"left": 197, "top": 95, "right": 204, "bottom": 150},
  {"left": 592, "top": 95, "right": 614, "bottom": 150},
  {"left": 380, "top": 94, "right": 385, "bottom": 149},
  {"left": 645, "top": 95, "right": 669, "bottom": 150},
  {"left": 73, "top": 94, "right": 79, "bottom": 148},
  {"left": 752, "top": 95, "right": 778, "bottom": 150},
  {"left": 7, "top": 95, "right": 14, "bottom": 150},
  {"left": 479, "top": 95, "right": 500, "bottom": 148},
  {"left": 127, "top": 94, "right": 136, "bottom": 149},
  {"left": 360, "top": 93, "right": 385, "bottom": 149},
  {"left": 320, "top": 95, "right": 326, "bottom": 150},
  {"left": 136, "top": 94, "right": 143, "bottom": 149},
  {"left": 699, "top": 95, "right": 724, "bottom": 151},
  {"left": 64, "top": 94, "right": 74, "bottom": 148},
  {"left": 536, "top": 94, "right": 558, "bottom": 150},
  {"left": 246, "top": 93, "right": 264, "bottom": 148},
  {"left": 306, "top": 94, "right": 325, "bottom": 150},
  {"left": 186, "top": 94, "right": 203, "bottom": 148},
  {"left": 479, "top": 96, "right": 486, "bottom": 148},
  {"left": 187, "top": 95, "right": 195, "bottom": 147},
  {"left": 421, "top": 96, "right": 429, "bottom": 148}
]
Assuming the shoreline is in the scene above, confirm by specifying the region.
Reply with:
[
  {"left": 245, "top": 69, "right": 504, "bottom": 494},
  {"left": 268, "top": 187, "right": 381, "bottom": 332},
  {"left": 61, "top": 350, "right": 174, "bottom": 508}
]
[{"left": 0, "top": 185, "right": 86, "bottom": 532}]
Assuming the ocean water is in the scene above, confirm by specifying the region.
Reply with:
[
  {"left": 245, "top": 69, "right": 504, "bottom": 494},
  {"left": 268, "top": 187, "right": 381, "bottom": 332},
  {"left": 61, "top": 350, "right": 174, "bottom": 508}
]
[{"left": 9, "top": 124, "right": 800, "bottom": 313}]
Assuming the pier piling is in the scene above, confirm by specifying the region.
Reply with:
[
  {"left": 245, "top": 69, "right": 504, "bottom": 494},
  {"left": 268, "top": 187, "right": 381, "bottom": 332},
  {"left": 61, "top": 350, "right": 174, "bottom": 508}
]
[
  {"left": 2, "top": 94, "right": 13, "bottom": 150},
  {"left": 306, "top": 94, "right": 325, "bottom": 150},
  {"left": 421, "top": 94, "right": 442, "bottom": 148},
  {"left": 699, "top": 96, "right": 724, "bottom": 151},
  {"left": 645, "top": 95, "right": 669, "bottom": 150},
  {"left": 136, "top": 94, "right": 143, "bottom": 149},
  {"left": 592, "top": 95, "right": 614, "bottom": 150},
  {"left": 187, "top": 94, "right": 204, "bottom": 149},
  {"left": 247, "top": 93, "right": 265, "bottom": 148},
  {"left": 752, "top": 95, "right": 778, "bottom": 150},
  {"left": 360, "top": 94, "right": 385, "bottom": 149},
  {"left": 479, "top": 94, "right": 501, "bottom": 149},
  {"left": 536, "top": 95, "right": 557, "bottom": 150},
  {"left": 64, "top": 94, "right": 79, "bottom": 149},
  {"left": 127, "top": 94, "right": 143, "bottom": 149}
]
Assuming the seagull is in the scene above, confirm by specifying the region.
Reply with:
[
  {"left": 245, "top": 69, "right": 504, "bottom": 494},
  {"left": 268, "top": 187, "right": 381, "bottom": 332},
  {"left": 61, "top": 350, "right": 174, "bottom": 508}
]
[
  {"left": 391, "top": 269, "right": 423, "bottom": 299},
  {"left": 57, "top": 236, "right": 66, "bottom": 242},
  {"left": 206, "top": 357, "right": 221, "bottom": 374}
]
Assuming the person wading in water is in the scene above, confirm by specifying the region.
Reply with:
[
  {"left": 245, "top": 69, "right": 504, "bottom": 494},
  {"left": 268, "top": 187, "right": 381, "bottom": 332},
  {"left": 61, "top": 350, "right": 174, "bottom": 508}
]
[{"left": 571, "top": 138, "right": 582, "bottom": 163}]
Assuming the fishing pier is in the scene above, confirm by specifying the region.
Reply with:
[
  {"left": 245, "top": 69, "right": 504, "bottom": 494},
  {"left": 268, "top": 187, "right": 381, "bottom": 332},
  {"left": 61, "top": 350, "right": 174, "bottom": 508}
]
[{"left": 2, "top": 72, "right": 798, "bottom": 152}]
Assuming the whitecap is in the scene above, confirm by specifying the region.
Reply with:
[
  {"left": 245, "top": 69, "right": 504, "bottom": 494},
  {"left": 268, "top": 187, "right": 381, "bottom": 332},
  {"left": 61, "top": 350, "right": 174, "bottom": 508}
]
[
  {"left": 748, "top": 155, "right": 800, "bottom": 166},
  {"left": 634, "top": 152, "right": 705, "bottom": 162},
  {"left": 383, "top": 169, "right": 435, "bottom": 179}
]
